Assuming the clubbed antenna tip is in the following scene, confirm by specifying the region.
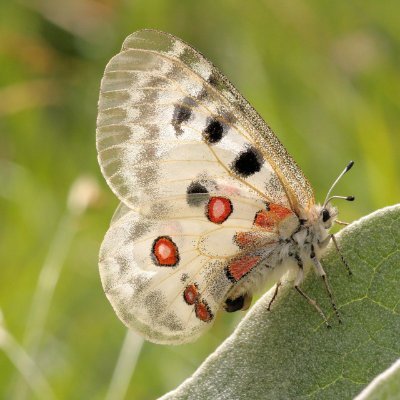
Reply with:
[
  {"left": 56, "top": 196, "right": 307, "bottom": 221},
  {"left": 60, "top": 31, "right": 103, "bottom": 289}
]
[
  {"left": 323, "top": 161, "right": 355, "bottom": 207},
  {"left": 345, "top": 160, "right": 354, "bottom": 172}
]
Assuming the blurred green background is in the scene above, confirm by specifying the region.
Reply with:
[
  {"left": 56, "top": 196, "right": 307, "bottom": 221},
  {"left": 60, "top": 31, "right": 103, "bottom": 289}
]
[{"left": 1, "top": 1, "right": 399, "bottom": 399}]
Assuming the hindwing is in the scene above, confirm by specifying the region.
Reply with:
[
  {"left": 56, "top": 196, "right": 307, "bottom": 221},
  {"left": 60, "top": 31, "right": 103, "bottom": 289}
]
[{"left": 100, "top": 197, "right": 280, "bottom": 344}]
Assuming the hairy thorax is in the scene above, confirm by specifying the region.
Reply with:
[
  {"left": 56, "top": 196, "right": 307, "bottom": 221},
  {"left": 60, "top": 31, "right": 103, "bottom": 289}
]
[{"left": 225, "top": 203, "right": 337, "bottom": 303}]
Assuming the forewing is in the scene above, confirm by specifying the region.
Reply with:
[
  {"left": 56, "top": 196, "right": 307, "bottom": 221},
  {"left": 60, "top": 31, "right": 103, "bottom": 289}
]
[
  {"left": 99, "top": 196, "right": 279, "bottom": 344},
  {"left": 96, "top": 29, "right": 314, "bottom": 215}
]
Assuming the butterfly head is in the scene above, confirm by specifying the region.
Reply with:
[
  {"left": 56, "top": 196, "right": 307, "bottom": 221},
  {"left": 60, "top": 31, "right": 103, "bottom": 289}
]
[
  {"left": 319, "top": 203, "right": 338, "bottom": 229},
  {"left": 301, "top": 203, "right": 337, "bottom": 230}
]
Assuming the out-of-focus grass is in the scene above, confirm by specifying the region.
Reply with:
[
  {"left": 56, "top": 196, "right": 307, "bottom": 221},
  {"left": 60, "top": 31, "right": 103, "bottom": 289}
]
[{"left": 0, "top": 1, "right": 399, "bottom": 399}]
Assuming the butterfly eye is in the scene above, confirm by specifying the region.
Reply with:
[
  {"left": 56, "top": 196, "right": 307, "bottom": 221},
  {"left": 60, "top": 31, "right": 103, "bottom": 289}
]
[{"left": 322, "top": 209, "right": 330, "bottom": 222}]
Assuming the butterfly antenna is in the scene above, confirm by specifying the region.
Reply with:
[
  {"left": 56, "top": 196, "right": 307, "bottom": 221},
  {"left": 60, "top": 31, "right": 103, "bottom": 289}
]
[{"left": 323, "top": 161, "right": 354, "bottom": 208}]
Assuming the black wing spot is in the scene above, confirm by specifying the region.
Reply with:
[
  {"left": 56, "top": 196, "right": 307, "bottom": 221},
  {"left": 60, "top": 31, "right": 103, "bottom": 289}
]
[
  {"left": 224, "top": 296, "right": 245, "bottom": 312},
  {"left": 186, "top": 181, "right": 209, "bottom": 206},
  {"left": 172, "top": 105, "right": 191, "bottom": 135},
  {"left": 172, "top": 97, "right": 195, "bottom": 135},
  {"left": 208, "top": 72, "right": 219, "bottom": 87},
  {"left": 231, "top": 146, "right": 263, "bottom": 177},
  {"left": 225, "top": 266, "right": 236, "bottom": 283},
  {"left": 203, "top": 118, "right": 225, "bottom": 144},
  {"left": 176, "top": 105, "right": 191, "bottom": 124}
]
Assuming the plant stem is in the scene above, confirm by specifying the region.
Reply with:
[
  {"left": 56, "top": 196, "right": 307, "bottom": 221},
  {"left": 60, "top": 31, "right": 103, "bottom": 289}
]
[
  {"left": 105, "top": 329, "right": 144, "bottom": 400},
  {"left": 0, "top": 323, "right": 56, "bottom": 400}
]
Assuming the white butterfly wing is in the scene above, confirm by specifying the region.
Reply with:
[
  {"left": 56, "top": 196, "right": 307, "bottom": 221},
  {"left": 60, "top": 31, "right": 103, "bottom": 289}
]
[
  {"left": 96, "top": 30, "right": 309, "bottom": 343},
  {"left": 97, "top": 29, "right": 314, "bottom": 214},
  {"left": 100, "top": 197, "right": 279, "bottom": 344}
]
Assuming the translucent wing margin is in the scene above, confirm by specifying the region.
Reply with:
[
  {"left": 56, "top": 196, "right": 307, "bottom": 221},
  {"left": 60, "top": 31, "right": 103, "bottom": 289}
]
[{"left": 96, "top": 29, "right": 314, "bottom": 216}]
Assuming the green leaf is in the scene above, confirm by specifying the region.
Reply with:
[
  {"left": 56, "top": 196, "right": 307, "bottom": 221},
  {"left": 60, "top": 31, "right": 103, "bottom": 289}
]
[
  {"left": 354, "top": 359, "right": 400, "bottom": 400},
  {"left": 160, "top": 205, "right": 400, "bottom": 400}
]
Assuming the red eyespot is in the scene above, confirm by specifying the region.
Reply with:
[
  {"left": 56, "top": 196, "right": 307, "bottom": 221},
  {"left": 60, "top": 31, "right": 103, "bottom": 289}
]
[
  {"left": 195, "top": 300, "right": 213, "bottom": 322},
  {"left": 183, "top": 284, "right": 199, "bottom": 305},
  {"left": 152, "top": 236, "right": 179, "bottom": 267},
  {"left": 206, "top": 197, "right": 233, "bottom": 224}
]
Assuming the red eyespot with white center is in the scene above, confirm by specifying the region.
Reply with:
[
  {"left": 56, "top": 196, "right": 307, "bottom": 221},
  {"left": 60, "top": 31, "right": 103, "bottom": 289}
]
[
  {"left": 195, "top": 300, "right": 213, "bottom": 322},
  {"left": 206, "top": 196, "right": 233, "bottom": 224},
  {"left": 152, "top": 236, "right": 179, "bottom": 267},
  {"left": 183, "top": 284, "right": 199, "bottom": 305}
]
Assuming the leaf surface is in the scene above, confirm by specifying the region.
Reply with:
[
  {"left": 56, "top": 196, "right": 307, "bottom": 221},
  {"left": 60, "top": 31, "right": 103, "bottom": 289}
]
[
  {"left": 160, "top": 205, "right": 400, "bottom": 400},
  {"left": 354, "top": 358, "right": 400, "bottom": 400}
]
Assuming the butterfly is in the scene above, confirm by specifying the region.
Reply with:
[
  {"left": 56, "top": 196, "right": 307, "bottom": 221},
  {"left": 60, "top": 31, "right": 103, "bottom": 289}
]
[{"left": 96, "top": 29, "right": 354, "bottom": 344}]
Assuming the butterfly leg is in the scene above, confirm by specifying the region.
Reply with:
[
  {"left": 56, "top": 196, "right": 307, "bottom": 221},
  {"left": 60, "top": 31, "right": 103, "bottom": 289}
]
[
  {"left": 267, "top": 281, "right": 281, "bottom": 311},
  {"left": 294, "top": 255, "right": 331, "bottom": 328},
  {"left": 331, "top": 234, "right": 352, "bottom": 275},
  {"left": 318, "top": 234, "right": 352, "bottom": 276},
  {"left": 311, "top": 251, "right": 342, "bottom": 324}
]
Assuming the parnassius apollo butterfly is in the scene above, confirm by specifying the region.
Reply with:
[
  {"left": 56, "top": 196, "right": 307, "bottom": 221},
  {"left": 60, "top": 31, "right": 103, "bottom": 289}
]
[{"left": 97, "top": 29, "right": 354, "bottom": 344}]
